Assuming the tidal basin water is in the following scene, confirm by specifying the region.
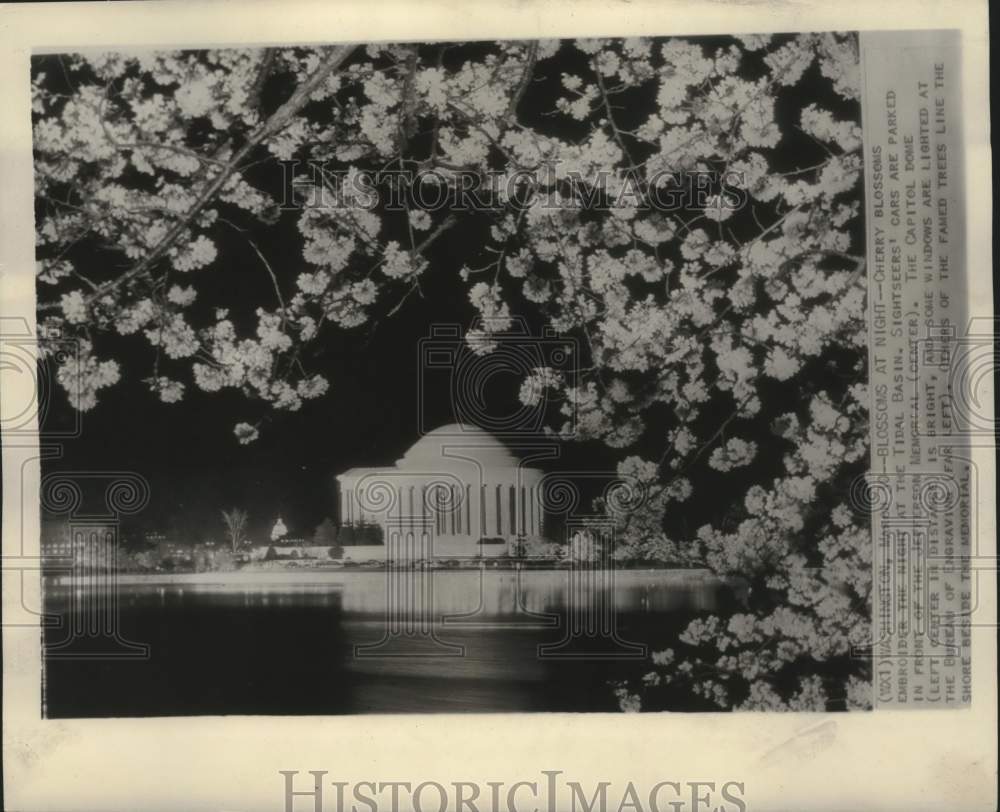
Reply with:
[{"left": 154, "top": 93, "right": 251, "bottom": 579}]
[{"left": 43, "top": 569, "right": 741, "bottom": 716}]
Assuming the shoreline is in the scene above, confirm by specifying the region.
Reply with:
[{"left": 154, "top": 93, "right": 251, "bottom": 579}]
[{"left": 47, "top": 567, "right": 724, "bottom": 588}]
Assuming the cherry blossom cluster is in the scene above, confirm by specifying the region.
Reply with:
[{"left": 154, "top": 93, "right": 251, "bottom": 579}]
[{"left": 33, "top": 33, "right": 868, "bottom": 709}]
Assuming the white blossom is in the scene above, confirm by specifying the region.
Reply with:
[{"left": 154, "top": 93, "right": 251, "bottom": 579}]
[
  {"left": 153, "top": 376, "right": 185, "bottom": 403},
  {"left": 171, "top": 235, "right": 217, "bottom": 272},
  {"left": 708, "top": 437, "right": 758, "bottom": 471},
  {"left": 166, "top": 285, "right": 197, "bottom": 307},
  {"left": 233, "top": 422, "right": 259, "bottom": 444},
  {"left": 60, "top": 290, "right": 88, "bottom": 324}
]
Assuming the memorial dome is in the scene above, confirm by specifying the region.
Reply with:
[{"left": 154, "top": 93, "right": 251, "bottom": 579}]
[
  {"left": 396, "top": 423, "right": 518, "bottom": 468},
  {"left": 338, "top": 423, "right": 548, "bottom": 559}
]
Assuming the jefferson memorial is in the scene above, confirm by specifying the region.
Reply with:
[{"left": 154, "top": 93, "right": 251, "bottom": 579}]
[{"left": 336, "top": 424, "right": 547, "bottom": 561}]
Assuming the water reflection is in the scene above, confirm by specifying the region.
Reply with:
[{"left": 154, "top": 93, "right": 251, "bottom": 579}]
[
  {"left": 43, "top": 570, "right": 739, "bottom": 717},
  {"left": 49, "top": 569, "right": 735, "bottom": 614}
]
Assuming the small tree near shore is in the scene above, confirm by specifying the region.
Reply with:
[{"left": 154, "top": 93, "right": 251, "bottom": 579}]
[{"left": 221, "top": 508, "right": 248, "bottom": 553}]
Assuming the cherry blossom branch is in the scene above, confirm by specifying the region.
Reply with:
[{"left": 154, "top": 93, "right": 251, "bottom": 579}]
[
  {"left": 382, "top": 214, "right": 460, "bottom": 318},
  {"left": 445, "top": 101, "right": 519, "bottom": 167},
  {"left": 505, "top": 42, "right": 539, "bottom": 122},
  {"left": 39, "top": 43, "right": 359, "bottom": 314},
  {"left": 96, "top": 80, "right": 233, "bottom": 170},
  {"left": 592, "top": 60, "right": 640, "bottom": 171},
  {"left": 217, "top": 217, "right": 288, "bottom": 317},
  {"left": 777, "top": 249, "right": 866, "bottom": 285},
  {"left": 397, "top": 45, "right": 421, "bottom": 151},
  {"left": 247, "top": 48, "right": 277, "bottom": 113}
]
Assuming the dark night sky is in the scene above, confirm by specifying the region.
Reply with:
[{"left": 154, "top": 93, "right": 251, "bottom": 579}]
[{"left": 34, "top": 36, "right": 862, "bottom": 545}]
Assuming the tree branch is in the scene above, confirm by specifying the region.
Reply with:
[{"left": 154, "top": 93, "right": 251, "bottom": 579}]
[
  {"left": 505, "top": 42, "right": 538, "bottom": 122},
  {"left": 41, "top": 44, "right": 358, "bottom": 313},
  {"left": 592, "top": 58, "right": 639, "bottom": 171},
  {"left": 383, "top": 214, "right": 460, "bottom": 317},
  {"left": 247, "top": 48, "right": 277, "bottom": 113}
]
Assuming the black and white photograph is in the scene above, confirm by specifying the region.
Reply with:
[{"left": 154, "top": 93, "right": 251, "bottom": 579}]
[
  {"left": 29, "top": 30, "right": 877, "bottom": 717},
  {"left": 1, "top": 1, "right": 995, "bottom": 810}
]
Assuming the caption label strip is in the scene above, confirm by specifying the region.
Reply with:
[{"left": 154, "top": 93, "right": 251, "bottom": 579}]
[{"left": 861, "top": 30, "right": 971, "bottom": 708}]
